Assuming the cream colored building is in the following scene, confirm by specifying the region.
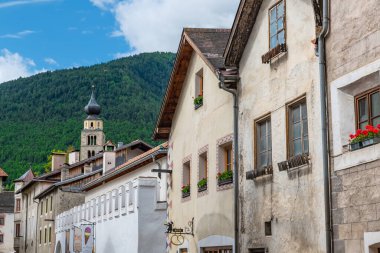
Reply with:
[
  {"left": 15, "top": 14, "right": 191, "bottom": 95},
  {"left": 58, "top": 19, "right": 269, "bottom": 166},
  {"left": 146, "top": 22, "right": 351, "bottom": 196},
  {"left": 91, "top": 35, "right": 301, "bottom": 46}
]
[
  {"left": 154, "top": 28, "right": 234, "bottom": 253},
  {"left": 222, "top": 0, "right": 328, "bottom": 252}
]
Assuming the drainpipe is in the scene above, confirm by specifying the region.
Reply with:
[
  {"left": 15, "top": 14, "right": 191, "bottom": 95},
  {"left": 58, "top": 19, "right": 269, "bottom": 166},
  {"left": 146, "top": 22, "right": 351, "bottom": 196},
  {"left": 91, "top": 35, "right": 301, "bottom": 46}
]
[
  {"left": 217, "top": 68, "right": 240, "bottom": 253},
  {"left": 318, "top": 0, "right": 331, "bottom": 252}
]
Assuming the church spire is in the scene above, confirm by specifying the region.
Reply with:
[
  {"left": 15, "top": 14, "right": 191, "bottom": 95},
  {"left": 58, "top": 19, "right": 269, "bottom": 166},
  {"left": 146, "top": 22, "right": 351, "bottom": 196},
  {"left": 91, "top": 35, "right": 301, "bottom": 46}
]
[{"left": 84, "top": 85, "right": 101, "bottom": 119}]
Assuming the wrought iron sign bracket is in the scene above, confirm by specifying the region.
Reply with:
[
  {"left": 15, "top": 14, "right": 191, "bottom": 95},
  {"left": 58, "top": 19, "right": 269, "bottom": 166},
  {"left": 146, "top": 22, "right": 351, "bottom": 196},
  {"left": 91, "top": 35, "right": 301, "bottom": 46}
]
[{"left": 164, "top": 218, "right": 194, "bottom": 246}]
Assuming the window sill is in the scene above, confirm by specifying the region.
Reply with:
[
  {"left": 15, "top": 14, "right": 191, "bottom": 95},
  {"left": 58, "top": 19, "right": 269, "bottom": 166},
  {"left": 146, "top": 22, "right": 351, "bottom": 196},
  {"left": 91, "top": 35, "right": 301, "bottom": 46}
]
[
  {"left": 182, "top": 192, "right": 191, "bottom": 198},
  {"left": 197, "top": 185, "right": 207, "bottom": 192},
  {"left": 278, "top": 153, "right": 310, "bottom": 171},
  {"left": 261, "top": 43, "right": 287, "bottom": 64},
  {"left": 246, "top": 166, "right": 273, "bottom": 180},
  {"left": 217, "top": 177, "right": 233, "bottom": 186},
  {"left": 334, "top": 142, "right": 380, "bottom": 171}
]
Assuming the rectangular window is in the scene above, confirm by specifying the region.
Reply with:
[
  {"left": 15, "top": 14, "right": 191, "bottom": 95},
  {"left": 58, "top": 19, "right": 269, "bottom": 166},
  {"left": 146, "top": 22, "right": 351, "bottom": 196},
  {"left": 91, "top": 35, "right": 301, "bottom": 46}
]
[
  {"left": 355, "top": 88, "right": 380, "bottom": 129},
  {"left": 49, "top": 227, "right": 52, "bottom": 243},
  {"left": 183, "top": 160, "right": 191, "bottom": 186},
  {"left": 50, "top": 196, "right": 53, "bottom": 211},
  {"left": 45, "top": 198, "right": 48, "bottom": 213},
  {"left": 44, "top": 227, "right": 47, "bottom": 243},
  {"left": 0, "top": 234, "right": 3, "bottom": 243},
  {"left": 39, "top": 229, "right": 42, "bottom": 245},
  {"left": 195, "top": 69, "right": 203, "bottom": 97},
  {"left": 269, "top": 0, "right": 285, "bottom": 49},
  {"left": 16, "top": 223, "right": 21, "bottom": 237},
  {"left": 40, "top": 201, "right": 43, "bottom": 215},
  {"left": 256, "top": 117, "right": 272, "bottom": 171},
  {"left": 288, "top": 98, "right": 309, "bottom": 157},
  {"left": 224, "top": 144, "right": 233, "bottom": 172},
  {"left": 16, "top": 199, "right": 21, "bottom": 212},
  {"left": 198, "top": 150, "right": 208, "bottom": 192},
  {"left": 0, "top": 217, "right": 4, "bottom": 225}
]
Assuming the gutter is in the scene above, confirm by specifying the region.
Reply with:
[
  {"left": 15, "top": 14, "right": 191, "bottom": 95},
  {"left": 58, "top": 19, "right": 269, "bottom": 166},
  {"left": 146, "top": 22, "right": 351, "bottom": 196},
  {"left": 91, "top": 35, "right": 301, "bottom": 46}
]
[
  {"left": 318, "top": 0, "right": 332, "bottom": 252},
  {"left": 217, "top": 67, "right": 240, "bottom": 253}
]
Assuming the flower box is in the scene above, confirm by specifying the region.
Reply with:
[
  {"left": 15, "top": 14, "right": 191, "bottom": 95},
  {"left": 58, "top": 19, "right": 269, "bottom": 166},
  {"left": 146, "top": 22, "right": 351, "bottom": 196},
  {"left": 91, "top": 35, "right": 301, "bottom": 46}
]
[
  {"left": 197, "top": 178, "right": 207, "bottom": 192},
  {"left": 182, "top": 191, "right": 190, "bottom": 198},
  {"left": 218, "top": 177, "right": 233, "bottom": 186},
  {"left": 198, "top": 184, "right": 207, "bottom": 192},
  {"left": 181, "top": 185, "right": 190, "bottom": 198},
  {"left": 349, "top": 125, "right": 380, "bottom": 151},
  {"left": 194, "top": 95, "right": 203, "bottom": 109}
]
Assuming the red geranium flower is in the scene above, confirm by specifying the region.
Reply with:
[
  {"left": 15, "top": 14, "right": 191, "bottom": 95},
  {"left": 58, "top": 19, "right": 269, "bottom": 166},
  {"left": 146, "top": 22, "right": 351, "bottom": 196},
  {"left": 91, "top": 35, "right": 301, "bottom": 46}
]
[
  {"left": 377, "top": 124, "right": 380, "bottom": 129},
  {"left": 356, "top": 129, "right": 362, "bottom": 135},
  {"left": 362, "top": 130, "right": 368, "bottom": 135},
  {"left": 349, "top": 134, "right": 355, "bottom": 139}
]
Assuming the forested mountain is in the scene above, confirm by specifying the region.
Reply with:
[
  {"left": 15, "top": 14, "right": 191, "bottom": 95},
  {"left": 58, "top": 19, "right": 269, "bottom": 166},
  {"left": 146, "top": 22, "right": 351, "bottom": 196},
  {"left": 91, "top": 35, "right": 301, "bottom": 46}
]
[{"left": 0, "top": 52, "right": 175, "bottom": 188}]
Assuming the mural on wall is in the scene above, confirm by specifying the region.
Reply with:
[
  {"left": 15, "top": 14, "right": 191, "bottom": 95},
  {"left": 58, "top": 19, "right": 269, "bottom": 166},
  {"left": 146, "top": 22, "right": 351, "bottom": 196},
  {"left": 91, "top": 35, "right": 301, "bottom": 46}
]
[
  {"left": 81, "top": 225, "right": 94, "bottom": 253},
  {"left": 74, "top": 227, "right": 82, "bottom": 252}
]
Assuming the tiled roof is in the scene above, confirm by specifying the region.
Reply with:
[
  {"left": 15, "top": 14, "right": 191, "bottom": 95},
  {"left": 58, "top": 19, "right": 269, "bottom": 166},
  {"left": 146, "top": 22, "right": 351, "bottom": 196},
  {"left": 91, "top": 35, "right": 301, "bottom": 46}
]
[
  {"left": 185, "top": 28, "right": 231, "bottom": 70},
  {"left": 0, "top": 167, "right": 8, "bottom": 177},
  {"left": 0, "top": 191, "right": 14, "bottom": 213},
  {"left": 14, "top": 169, "right": 34, "bottom": 182}
]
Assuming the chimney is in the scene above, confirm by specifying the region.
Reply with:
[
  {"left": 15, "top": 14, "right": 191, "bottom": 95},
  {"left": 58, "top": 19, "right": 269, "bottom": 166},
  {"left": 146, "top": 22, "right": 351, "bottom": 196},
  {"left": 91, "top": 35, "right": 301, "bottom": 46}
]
[
  {"left": 61, "top": 167, "right": 69, "bottom": 181},
  {"left": 103, "top": 150, "right": 116, "bottom": 174},
  {"left": 117, "top": 142, "right": 124, "bottom": 148},
  {"left": 68, "top": 151, "right": 80, "bottom": 165},
  {"left": 84, "top": 163, "right": 92, "bottom": 174},
  {"left": 51, "top": 153, "right": 66, "bottom": 171}
]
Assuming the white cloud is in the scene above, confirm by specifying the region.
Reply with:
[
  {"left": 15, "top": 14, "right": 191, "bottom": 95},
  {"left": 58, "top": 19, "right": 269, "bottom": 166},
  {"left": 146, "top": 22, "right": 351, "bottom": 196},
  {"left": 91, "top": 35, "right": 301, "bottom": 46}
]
[
  {"left": 0, "top": 30, "right": 36, "bottom": 39},
  {"left": 0, "top": 49, "right": 39, "bottom": 84},
  {"left": 0, "top": 0, "right": 56, "bottom": 8},
  {"left": 90, "top": 0, "right": 239, "bottom": 53},
  {"left": 44, "top": 57, "right": 58, "bottom": 66}
]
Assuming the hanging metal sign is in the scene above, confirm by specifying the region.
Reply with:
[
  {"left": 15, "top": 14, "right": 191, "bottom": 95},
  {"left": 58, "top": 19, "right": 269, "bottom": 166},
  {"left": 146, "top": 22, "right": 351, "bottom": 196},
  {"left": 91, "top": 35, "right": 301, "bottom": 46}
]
[{"left": 164, "top": 218, "right": 194, "bottom": 246}]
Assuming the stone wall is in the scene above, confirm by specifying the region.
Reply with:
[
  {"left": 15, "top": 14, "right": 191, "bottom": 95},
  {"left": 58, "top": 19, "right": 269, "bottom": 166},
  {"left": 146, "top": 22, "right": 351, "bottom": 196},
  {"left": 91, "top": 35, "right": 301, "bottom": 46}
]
[{"left": 331, "top": 159, "right": 380, "bottom": 253}]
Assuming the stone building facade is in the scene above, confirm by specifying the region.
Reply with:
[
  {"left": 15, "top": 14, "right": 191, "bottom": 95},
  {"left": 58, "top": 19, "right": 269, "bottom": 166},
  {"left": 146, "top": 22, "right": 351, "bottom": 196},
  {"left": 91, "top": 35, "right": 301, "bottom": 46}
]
[
  {"left": 223, "top": 0, "right": 327, "bottom": 252},
  {"left": 326, "top": 0, "right": 380, "bottom": 252}
]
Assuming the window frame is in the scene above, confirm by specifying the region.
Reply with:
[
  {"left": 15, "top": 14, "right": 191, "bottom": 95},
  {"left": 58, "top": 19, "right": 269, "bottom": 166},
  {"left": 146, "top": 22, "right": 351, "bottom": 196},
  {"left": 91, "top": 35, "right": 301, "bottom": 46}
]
[
  {"left": 15, "top": 223, "right": 21, "bottom": 237},
  {"left": 16, "top": 198, "right": 21, "bottom": 212},
  {"left": 0, "top": 233, "right": 3, "bottom": 243},
  {"left": 268, "top": 0, "right": 286, "bottom": 49},
  {"left": 355, "top": 87, "right": 380, "bottom": 130},
  {"left": 254, "top": 114, "right": 272, "bottom": 171},
  {"left": 224, "top": 144, "right": 233, "bottom": 172},
  {"left": 0, "top": 217, "right": 4, "bottom": 226},
  {"left": 286, "top": 96, "right": 309, "bottom": 158}
]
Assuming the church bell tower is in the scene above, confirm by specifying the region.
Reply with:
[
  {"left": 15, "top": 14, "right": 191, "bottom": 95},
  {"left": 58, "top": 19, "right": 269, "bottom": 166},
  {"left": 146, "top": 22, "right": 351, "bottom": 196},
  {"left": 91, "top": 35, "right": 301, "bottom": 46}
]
[{"left": 80, "top": 86, "right": 105, "bottom": 160}]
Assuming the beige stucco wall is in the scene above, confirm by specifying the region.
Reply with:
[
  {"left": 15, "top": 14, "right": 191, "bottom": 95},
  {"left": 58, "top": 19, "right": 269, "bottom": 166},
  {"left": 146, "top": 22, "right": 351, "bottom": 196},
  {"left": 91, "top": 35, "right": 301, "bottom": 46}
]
[
  {"left": 0, "top": 212, "right": 14, "bottom": 253},
  {"left": 237, "top": 0, "right": 326, "bottom": 252},
  {"left": 168, "top": 52, "right": 234, "bottom": 253}
]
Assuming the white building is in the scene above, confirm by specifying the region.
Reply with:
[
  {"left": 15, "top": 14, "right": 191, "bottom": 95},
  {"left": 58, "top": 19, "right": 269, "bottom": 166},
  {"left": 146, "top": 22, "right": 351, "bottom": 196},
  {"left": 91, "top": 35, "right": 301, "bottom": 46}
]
[
  {"left": 54, "top": 144, "right": 168, "bottom": 253},
  {"left": 0, "top": 190, "right": 15, "bottom": 253}
]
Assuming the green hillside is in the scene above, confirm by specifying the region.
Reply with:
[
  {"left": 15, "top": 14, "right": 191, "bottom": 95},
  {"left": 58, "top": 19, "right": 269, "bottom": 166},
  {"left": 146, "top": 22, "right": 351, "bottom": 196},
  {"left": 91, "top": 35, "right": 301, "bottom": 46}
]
[{"left": 0, "top": 52, "right": 175, "bottom": 188}]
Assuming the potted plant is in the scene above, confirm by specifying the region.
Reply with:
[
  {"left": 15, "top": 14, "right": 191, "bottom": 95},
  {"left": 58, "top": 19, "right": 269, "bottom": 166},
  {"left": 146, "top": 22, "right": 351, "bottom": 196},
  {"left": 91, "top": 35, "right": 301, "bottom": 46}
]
[
  {"left": 193, "top": 95, "right": 203, "bottom": 109},
  {"left": 181, "top": 185, "right": 190, "bottom": 198},
  {"left": 197, "top": 178, "right": 207, "bottom": 192},
  {"left": 349, "top": 124, "right": 380, "bottom": 150},
  {"left": 217, "top": 169, "right": 233, "bottom": 186}
]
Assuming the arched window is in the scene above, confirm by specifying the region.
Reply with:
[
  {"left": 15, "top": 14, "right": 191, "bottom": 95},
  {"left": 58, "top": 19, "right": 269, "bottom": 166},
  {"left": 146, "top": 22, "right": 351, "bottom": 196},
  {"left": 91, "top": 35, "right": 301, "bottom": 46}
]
[
  {"left": 90, "top": 136, "right": 93, "bottom": 145},
  {"left": 97, "top": 122, "right": 100, "bottom": 128},
  {"left": 90, "top": 122, "right": 94, "bottom": 128},
  {"left": 92, "top": 151, "right": 95, "bottom": 156},
  {"left": 94, "top": 136, "right": 97, "bottom": 145},
  {"left": 88, "top": 151, "right": 91, "bottom": 158},
  {"left": 87, "top": 136, "right": 90, "bottom": 145}
]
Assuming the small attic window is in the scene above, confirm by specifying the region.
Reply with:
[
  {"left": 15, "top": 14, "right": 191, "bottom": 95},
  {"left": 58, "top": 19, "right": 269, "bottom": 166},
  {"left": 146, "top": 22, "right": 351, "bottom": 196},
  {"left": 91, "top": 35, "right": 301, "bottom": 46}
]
[{"left": 194, "top": 68, "right": 203, "bottom": 109}]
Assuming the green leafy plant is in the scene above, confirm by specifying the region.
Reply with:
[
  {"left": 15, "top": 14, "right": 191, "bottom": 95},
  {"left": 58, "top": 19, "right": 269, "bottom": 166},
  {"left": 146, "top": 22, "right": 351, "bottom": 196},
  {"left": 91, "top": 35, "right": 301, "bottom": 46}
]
[
  {"left": 217, "top": 169, "right": 233, "bottom": 181},
  {"left": 197, "top": 178, "right": 207, "bottom": 188},
  {"left": 181, "top": 185, "right": 190, "bottom": 193},
  {"left": 194, "top": 95, "right": 203, "bottom": 106}
]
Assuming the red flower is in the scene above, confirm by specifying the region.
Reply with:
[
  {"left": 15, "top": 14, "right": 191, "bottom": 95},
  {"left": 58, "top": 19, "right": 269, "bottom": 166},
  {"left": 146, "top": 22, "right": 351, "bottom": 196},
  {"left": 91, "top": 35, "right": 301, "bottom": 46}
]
[
  {"left": 377, "top": 124, "right": 380, "bottom": 129},
  {"left": 374, "top": 128, "right": 379, "bottom": 134},
  {"left": 365, "top": 125, "right": 372, "bottom": 130},
  {"left": 349, "top": 134, "right": 355, "bottom": 139},
  {"left": 356, "top": 129, "right": 362, "bottom": 135},
  {"left": 362, "top": 130, "right": 368, "bottom": 135}
]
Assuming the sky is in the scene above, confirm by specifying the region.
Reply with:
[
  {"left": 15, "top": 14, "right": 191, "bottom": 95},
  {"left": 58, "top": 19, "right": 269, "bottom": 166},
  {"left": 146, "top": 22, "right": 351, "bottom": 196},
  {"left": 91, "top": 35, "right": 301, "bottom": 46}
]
[{"left": 0, "top": 0, "right": 239, "bottom": 84}]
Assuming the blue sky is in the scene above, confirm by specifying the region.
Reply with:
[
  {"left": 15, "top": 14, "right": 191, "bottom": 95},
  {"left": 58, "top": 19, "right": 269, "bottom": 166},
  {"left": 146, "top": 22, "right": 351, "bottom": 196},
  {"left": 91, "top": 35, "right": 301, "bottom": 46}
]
[
  {"left": 0, "top": 0, "right": 239, "bottom": 83},
  {"left": 0, "top": 0, "right": 129, "bottom": 69}
]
